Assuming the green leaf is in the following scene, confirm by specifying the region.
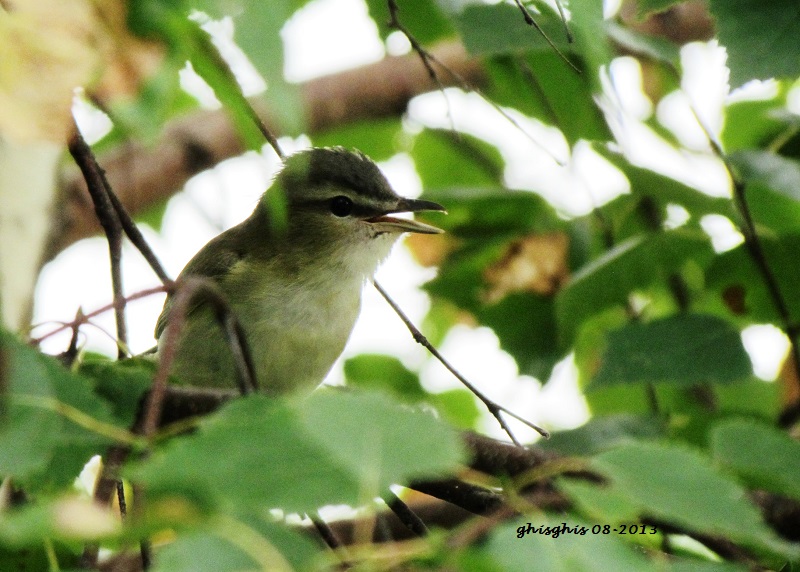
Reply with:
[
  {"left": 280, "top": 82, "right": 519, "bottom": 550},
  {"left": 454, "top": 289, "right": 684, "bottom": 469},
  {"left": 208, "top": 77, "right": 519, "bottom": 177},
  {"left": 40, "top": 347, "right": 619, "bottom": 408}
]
[
  {"left": 722, "top": 83, "right": 794, "bottom": 152},
  {"left": 597, "top": 147, "right": 736, "bottom": 222},
  {"left": 129, "top": 391, "right": 464, "bottom": 514},
  {"left": 0, "top": 332, "right": 121, "bottom": 487},
  {"left": 593, "top": 442, "right": 799, "bottom": 559},
  {"left": 80, "top": 357, "right": 154, "bottom": 428},
  {"left": 152, "top": 517, "right": 319, "bottom": 572},
  {"left": 568, "top": 0, "right": 612, "bottom": 90},
  {"left": 540, "top": 414, "right": 664, "bottom": 456},
  {"left": 343, "top": 354, "right": 480, "bottom": 428},
  {"left": 483, "top": 51, "right": 610, "bottom": 144},
  {"left": 312, "top": 118, "right": 403, "bottom": 162},
  {"left": 411, "top": 129, "right": 504, "bottom": 191},
  {"left": 709, "top": 0, "right": 800, "bottom": 87},
  {"left": 481, "top": 519, "right": 658, "bottom": 572},
  {"left": 711, "top": 419, "right": 800, "bottom": 501},
  {"left": 365, "top": 0, "right": 454, "bottom": 44},
  {"left": 731, "top": 150, "right": 800, "bottom": 233},
  {"left": 556, "top": 229, "right": 716, "bottom": 344},
  {"left": 590, "top": 314, "right": 751, "bottom": 388},
  {"left": 344, "top": 354, "right": 426, "bottom": 400},
  {"left": 705, "top": 233, "right": 800, "bottom": 323},
  {"left": 604, "top": 22, "right": 680, "bottom": 67},
  {"left": 418, "top": 187, "right": 562, "bottom": 239},
  {"left": 558, "top": 480, "right": 642, "bottom": 523},
  {"left": 455, "top": 3, "right": 569, "bottom": 56},
  {"left": 226, "top": 1, "right": 305, "bottom": 135},
  {"left": 301, "top": 390, "right": 465, "bottom": 486}
]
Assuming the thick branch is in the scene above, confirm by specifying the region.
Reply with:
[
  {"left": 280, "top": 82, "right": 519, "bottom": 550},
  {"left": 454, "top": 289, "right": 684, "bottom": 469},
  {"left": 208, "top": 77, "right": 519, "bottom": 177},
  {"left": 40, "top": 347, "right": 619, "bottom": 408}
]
[{"left": 47, "top": 42, "right": 483, "bottom": 262}]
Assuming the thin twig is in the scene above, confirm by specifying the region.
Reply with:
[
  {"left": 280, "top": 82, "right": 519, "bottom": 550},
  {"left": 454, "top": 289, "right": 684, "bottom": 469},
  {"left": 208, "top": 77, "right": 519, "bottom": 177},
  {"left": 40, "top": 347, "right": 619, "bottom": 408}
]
[
  {"left": 201, "top": 32, "right": 285, "bottom": 160},
  {"left": 68, "top": 125, "right": 128, "bottom": 359},
  {"left": 373, "top": 281, "right": 550, "bottom": 444},
  {"left": 690, "top": 108, "right": 800, "bottom": 409},
  {"left": 383, "top": 490, "right": 429, "bottom": 537},
  {"left": 510, "top": 0, "right": 578, "bottom": 72},
  {"left": 309, "top": 511, "right": 352, "bottom": 567},
  {"left": 386, "top": 0, "right": 564, "bottom": 165},
  {"left": 140, "top": 277, "right": 258, "bottom": 438},
  {"left": 30, "top": 285, "right": 169, "bottom": 346},
  {"left": 553, "top": 0, "right": 573, "bottom": 43},
  {"left": 106, "top": 189, "right": 172, "bottom": 286}
]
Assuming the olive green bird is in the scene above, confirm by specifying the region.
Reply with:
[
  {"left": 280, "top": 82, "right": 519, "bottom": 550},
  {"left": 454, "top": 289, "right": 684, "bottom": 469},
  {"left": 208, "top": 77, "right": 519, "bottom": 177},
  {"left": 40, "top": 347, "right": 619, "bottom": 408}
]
[{"left": 155, "top": 147, "right": 444, "bottom": 395}]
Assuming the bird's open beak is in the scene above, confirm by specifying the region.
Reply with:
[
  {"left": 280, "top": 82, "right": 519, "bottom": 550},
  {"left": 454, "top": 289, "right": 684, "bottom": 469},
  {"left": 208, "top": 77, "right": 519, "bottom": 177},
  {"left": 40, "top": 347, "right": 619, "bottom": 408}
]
[{"left": 366, "top": 197, "right": 446, "bottom": 235}]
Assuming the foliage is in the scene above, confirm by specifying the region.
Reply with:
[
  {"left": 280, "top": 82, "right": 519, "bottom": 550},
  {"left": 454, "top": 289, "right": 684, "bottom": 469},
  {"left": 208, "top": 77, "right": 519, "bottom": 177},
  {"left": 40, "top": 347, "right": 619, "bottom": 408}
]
[{"left": 2, "top": 0, "right": 800, "bottom": 570}]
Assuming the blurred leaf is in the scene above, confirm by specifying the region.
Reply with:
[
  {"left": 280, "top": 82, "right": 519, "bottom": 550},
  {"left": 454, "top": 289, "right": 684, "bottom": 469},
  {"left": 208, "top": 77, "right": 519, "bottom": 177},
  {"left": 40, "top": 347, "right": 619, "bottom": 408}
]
[
  {"left": 428, "top": 388, "right": 481, "bottom": 430},
  {"left": 732, "top": 150, "right": 800, "bottom": 233},
  {"left": 593, "top": 442, "right": 799, "bottom": 559},
  {"left": 0, "top": 331, "right": 121, "bottom": 487},
  {"left": 312, "top": 118, "right": 403, "bottom": 162},
  {"left": 598, "top": 147, "right": 736, "bottom": 222},
  {"left": 604, "top": 22, "right": 680, "bottom": 67},
  {"left": 129, "top": 391, "right": 464, "bottom": 514},
  {"left": 722, "top": 83, "right": 793, "bottom": 152},
  {"left": 559, "top": 480, "right": 642, "bottom": 523},
  {"left": 128, "top": 0, "right": 273, "bottom": 148},
  {"left": 365, "top": 0, "right": 454, "bottom": 44},
  {"left": 483, "top": 50, "right": 610, "bottom": 143},
  {"left": 709, "top": 0, "right": 800, "bottom": 88},
  {"left": 344, "top": 354, "right": 426, "bottom": 400},
  {"left": 79, "top": 356, "right": 154, "bottom": 427},
  {"left": 706, "top": 233, "right": 800, "bottom": 324},
  {"left": 153, "top": 533, "right": 258, "bottom": 572},
  {"left": 422, "top": 187, "right": 567, "bottom": 378},
  {"left": 590, "top": 314, "right": 752, "bottom": 388},
  {"left": 418, "top": 187, "right": 562, "bottom": 239},
  {"left": 103, "top": 57, "right": 199, "bottom": 148},
  {"left": 480, "top": 519, "right": 658, "bottom": 571},
  {"left": 343, "top": 354, "right": 480, "bottom": 429},
  {"left": 0, "top": 543, "right": 79, "bottom": 571},
  {"left": 540, "top": 414, "right": 664, "bottom": 456},
  {"left": 455, "top": 2, "right": 568, "bottom": 56},
  {"left": 556, "top": 229, "right": 715, "bottom": 344},
  {"left": 411, "top": 129, "right": 504, "bottom": 191},
  {"left": 711, "top": 419, "right": 800, "bottom": 501},
  {"left": 152, "top": 516, "right": 318, "bottom": 572},
  {"left": 568, "top": 0, "right": 612, "bottom": 91}
]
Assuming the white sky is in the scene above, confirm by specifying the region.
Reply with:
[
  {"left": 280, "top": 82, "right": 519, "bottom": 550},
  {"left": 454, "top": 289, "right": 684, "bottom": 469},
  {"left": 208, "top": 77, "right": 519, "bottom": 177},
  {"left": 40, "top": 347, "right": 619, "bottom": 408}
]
[{"left": 33, "top": 0, "right": 790, "bottom": 443}]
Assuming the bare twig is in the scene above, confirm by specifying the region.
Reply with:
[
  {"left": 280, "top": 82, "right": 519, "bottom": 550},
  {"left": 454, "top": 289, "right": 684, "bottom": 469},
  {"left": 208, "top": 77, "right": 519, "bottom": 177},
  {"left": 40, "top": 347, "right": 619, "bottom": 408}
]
[
  {"left": 383, "top": 490, "right": 429, "bottom": 537},
  {"left": 373, "top": 280, "right": 550, "bottom": 444},
  {"left": 31, "top": 285, "right": 169, "bottom": 346},
  {"left": 68, "top": 125, "right": 128, "bottom": 359},
  {"left": 385, "top": 1, "right": 564, "bottom": 165},
  {"left": 509, "top": 0, "right": 578, "bottom": 72},
  {"left": 690, "top": 109, "right": 800, "bottom": 411},
  {"left": 140, "top": 276, "right": 258, "bottom": 438}
]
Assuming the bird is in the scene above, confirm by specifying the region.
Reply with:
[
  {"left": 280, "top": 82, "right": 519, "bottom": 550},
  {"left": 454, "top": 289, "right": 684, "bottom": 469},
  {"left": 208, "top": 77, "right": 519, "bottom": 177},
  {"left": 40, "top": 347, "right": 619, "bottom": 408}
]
[{"left": 155, "top": 147, "right": 445, "bottom": 396}]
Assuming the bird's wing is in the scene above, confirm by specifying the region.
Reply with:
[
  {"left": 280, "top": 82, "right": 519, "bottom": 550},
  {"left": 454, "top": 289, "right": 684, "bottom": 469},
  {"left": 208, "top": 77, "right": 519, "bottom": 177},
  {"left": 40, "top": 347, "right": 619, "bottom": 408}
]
[{"left": 154, "top": 226, "right": 249, "bottom": 339}]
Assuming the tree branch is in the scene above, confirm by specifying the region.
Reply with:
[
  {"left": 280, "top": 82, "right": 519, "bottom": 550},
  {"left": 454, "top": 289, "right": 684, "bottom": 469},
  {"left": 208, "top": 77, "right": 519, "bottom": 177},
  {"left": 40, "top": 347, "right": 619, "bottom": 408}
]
[{"left": 46, "top": 42, "right": 483, "bottom": 263}]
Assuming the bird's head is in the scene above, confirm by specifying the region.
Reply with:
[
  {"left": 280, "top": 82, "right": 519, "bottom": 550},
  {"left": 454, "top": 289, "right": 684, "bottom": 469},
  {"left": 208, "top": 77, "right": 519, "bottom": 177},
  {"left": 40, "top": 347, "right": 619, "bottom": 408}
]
[{"left": 263, "top": 147, "right": 445, "bottom": 270}]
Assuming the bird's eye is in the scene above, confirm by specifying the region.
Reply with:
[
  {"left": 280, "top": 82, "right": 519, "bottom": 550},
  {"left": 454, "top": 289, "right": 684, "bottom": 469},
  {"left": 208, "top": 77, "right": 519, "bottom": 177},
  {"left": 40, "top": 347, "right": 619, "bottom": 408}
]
[{"left": 329, "top": 195, "right": 354, "bottom": 217}]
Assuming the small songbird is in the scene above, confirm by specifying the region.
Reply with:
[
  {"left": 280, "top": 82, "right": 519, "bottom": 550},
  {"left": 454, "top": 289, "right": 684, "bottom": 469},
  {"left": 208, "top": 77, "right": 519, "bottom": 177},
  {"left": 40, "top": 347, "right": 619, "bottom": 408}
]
[{"left": 155, "top": 147, "right": 444, "bottom": 395}]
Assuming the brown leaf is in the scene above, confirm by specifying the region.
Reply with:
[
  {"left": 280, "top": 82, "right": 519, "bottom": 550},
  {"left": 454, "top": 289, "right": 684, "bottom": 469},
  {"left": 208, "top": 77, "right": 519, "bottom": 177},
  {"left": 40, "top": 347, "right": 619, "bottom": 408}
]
[{"left": 482, "top": 233, "right": 570, "bottom": 303}]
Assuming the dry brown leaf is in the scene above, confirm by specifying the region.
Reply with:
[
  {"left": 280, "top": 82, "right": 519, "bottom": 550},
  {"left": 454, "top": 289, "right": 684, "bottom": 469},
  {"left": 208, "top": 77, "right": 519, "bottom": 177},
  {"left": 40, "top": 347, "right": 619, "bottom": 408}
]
[{"left": 482, "top": 232, "right": 570, "bottom": 303}]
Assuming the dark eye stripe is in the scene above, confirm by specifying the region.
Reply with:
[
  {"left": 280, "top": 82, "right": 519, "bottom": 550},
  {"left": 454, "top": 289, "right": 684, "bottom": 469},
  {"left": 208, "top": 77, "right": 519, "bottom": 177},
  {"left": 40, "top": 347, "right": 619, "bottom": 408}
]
[{"left": 293, "top": 198, "right": 385, "bottom": 218}]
